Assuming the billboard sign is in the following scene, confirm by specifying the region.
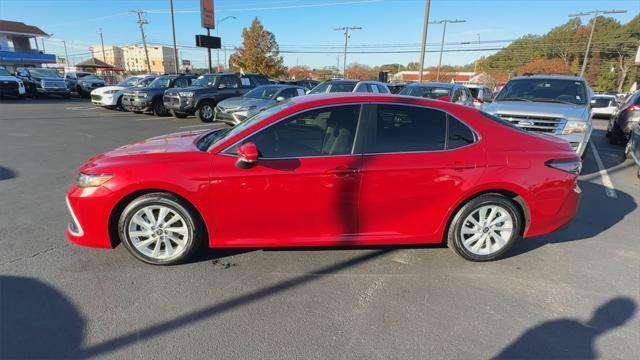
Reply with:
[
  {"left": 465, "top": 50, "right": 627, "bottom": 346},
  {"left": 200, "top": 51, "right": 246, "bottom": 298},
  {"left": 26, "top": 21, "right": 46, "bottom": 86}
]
[{"left": 201, "top": 0, "right": 215, "bottom": 29}]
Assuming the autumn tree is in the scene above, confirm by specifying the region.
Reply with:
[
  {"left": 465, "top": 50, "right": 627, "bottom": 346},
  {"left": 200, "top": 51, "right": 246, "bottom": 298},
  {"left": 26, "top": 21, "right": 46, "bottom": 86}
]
[
  {"left": 287, "top": 65, "right": 312, "bottom": 80},
  {"left": 345, "top": 63, "right": 376, "bottom": 80},
  {"left": 229, "top": 17, "right": 286, "bottom": 78},
  {"left": 516, "top": 58, "right": 570, "bottom": 75}
]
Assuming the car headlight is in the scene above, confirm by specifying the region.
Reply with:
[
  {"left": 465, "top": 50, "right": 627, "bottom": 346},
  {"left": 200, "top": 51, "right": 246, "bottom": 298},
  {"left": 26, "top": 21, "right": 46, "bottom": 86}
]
[
  {"left": 136, "top": 92, "right": 148, "bottom": 98},
  {"left": 178, "top": 91, "right": 193, "bottom": 97},
  {"left": 103, "top": 90, "right": 118, "bottom": 95},
  {"left": 562, "top": 121, "right": 588, "bottom": 135},
  {"left": 76, "top": 173, "right": 112, "bottom": 188}
]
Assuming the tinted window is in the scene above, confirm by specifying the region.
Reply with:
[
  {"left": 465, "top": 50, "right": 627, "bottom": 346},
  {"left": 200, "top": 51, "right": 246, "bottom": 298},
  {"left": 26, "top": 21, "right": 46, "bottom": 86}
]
[
  {"left": 174, "top": 78, "right": 191, "bottom": 88},
  {"left": 220, "top": 76, "right": 239, "bottom": 89},
  {"left": 447, "top": 116, "right": 475, "bottom": 149},
  {"left": 496, "top": 78, "right": 587, "bottom": 105},
  {"left": 367, "top": 105, "right": 446, "bottom": 153},
  {"left": 246, "top": 86, "right": 280, "bottom": 99},
  {"left": 149, "top": 77, "right": 173, "bottom": 88},
  {"left": 252, "top": 75, "right": 269, "bottom": 85},
  {"left": 399, "top": 86, "right": 451, "bottom": 100},
  {"left": 354, "top": 83, "right": 368, "bottom": 93},
  {"left": 278, "top": 88, "right": 299, "bottom": 99},
  {"left": 241, "top": 105, "right": 361, "bottom": 158},
  {"left": 377, "top": 84, "right": 389, "bottom": 94},
  {"left": 194, "top": 75, "right": 218, "bottom": 87}
]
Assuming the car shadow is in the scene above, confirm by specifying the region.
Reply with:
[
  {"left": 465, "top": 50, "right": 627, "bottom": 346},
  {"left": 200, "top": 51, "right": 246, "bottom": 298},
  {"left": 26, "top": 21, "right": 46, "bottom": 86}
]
[
  {"left": 0, "top": 166, "right": 17, "bottom": 181},
  {"left": 507, "top": 180, "right": 636, "bottom": 257},
  {"left": 580, "top": 128, "right": 627, "bottom": 176},
  {"left": 494, "top": 297, "right": 636, "bottom": 359}
]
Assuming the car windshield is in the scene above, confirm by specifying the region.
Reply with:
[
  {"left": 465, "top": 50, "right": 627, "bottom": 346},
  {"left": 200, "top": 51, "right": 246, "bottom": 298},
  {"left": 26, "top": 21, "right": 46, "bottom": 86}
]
[
  {"left": 399, "top": 86, "right": 451, "bottom": 99},
  {"left": 245, "top": 86, "right": 280, "bottom": 99},
  {"left": 309, "top": 82, "right": 356, "bottom": 94},
  {"left": 148, "top": 77, "right": 173, "bottom": 88},
  {"left": 591, "top": 97, "right": 614, "bottom": 108},
  {"left": 496, "top": 78, "right": 587, "bottom": 105},
  {"left": 136, "top": 77, "right": 154, "bottom": 87},
  {"left": 193, "top": 75, "right": 218, "bottom": 87},
  {"left": 201, "top": 101, "right": 295, "bottom": 151},
  {"left": 28, "top": 68, "right": 61, "bottom": 78},
  {"left": 77, "top": 73, "right": 102, "bottom": 81},
  {"left": 117, "top": 77, "right": 142, "bottom": 87},
  {"left": 0, "top": 68, "right": 11, "bottom": 76}
]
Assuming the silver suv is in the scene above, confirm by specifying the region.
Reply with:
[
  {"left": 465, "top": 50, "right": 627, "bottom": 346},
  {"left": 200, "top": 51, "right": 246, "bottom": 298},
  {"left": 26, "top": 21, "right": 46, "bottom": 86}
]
[{"left": 484, "top": 74, "right": 593, "bottom": 156}]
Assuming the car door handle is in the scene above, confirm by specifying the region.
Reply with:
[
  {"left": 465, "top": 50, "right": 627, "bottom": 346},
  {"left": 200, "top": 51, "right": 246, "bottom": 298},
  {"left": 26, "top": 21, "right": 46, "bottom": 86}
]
[
  {"left": 448, "top": 162, "right": 476, "bottom": 170},
  {"left": 326, "top": 167, "right": 360, "bottom": 176}
]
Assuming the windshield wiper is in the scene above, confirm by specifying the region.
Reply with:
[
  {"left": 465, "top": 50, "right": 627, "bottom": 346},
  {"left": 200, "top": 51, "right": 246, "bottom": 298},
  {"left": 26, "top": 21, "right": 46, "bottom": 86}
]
[
  {"left": 532, "top": 98, "right": 577, "bottom": 105},
  {"left": 500, "top": 97, "right": 533, "bottom": 102}
]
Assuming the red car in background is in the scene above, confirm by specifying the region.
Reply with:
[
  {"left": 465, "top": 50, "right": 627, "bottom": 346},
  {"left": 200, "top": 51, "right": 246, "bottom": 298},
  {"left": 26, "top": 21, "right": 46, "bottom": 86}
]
[{"left": 66, "top": 93, "right": 581, "bottom": 265}]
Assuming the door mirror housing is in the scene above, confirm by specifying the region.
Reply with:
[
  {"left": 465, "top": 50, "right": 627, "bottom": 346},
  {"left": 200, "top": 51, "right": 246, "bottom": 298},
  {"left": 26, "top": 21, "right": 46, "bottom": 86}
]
[
  {"left": 236, "top": 142, "right": 259, "bottom": 169},
  {"left": 275, "top": 96, "right": 286, "bottom": 102}
]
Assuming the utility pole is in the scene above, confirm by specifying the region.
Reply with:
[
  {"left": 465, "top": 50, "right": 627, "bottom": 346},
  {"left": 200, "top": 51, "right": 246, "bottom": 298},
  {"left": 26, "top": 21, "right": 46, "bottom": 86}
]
[
  {"left": 431, "top": 19, "right": 466, "bottom": 81},
  {"left": 169, "top": 0, "right": 179, "bottom": 74},
  {"left": 62, "top": 40, "right": 70, "bottom": 69},
  {"left": 131, "top": 10, "right": 152, "bottom": 73},
  {"left": 473, "top": 33, "right": 480, "bottom": 74},
  {"left": 334, "top": 26, "right": 362, "bottom": 79},
  {"left": 418, "top": 0, "right": 431, "bottom": 82},
  {"left": 216, "top": 16, "right": 236, "bottom": 72},
  {"left": 99, "top": 28, "right": 106, "bottom": 62},
  {"left": 569, "top": 9, "right": 627, "bottom": 77}
]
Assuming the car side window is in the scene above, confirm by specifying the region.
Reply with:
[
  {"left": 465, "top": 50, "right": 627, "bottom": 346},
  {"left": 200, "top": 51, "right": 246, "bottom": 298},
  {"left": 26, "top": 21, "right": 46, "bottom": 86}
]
[
  {"left": 278, "top": 88, "right": 298, "bottom": 99},
  {"left": 220, "top": 76, "right": 239, "bottom": 89},
  {"left": 366, "top": 104, "right": 446, "bottom": 153},
  {"left": 451, "top": 89, "right": 461, "bottom": 103},
  {"left": 236, "top": 105, "right": 361, "bottom": 158},
  {"left": 377, "top": 84, "right": 389, "bottom": 93},
  {"left": 174, "top": 78, "right": 189, "bottom": 88},
  {"left": 447, "top": 116, "right": 476, "bottom": 149},
  {"left": 369, "top": 84, "right": 380, "bottom": 93},
  {"left": 354, "top": 83, "right": 368, "bottom": 93}
]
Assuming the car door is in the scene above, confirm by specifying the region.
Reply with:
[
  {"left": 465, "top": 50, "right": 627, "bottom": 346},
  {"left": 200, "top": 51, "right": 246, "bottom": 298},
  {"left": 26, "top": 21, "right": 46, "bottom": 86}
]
[
  {"left": 209, "top": 104, "right": 365, "bottom": 246},
  {"left": 357, "top": 103, "right": 485, "bottom": 244}
]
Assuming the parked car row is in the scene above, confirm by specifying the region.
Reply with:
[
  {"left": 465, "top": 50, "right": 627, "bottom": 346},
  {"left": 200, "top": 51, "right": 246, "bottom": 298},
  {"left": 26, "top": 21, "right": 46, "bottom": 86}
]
[{"left": 0, "top": 66, "right": 109, "bottom": 99}]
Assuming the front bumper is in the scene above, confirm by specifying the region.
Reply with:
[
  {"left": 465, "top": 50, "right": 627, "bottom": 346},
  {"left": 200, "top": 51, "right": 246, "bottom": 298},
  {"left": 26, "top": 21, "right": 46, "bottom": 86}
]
[
  {"left": 37, "top": 87, "right": 70, "bottom": 96},
  {"left": 65, "top": 185, "right": 116, "bottom": 249},
  {"left": 122, "top": 96, "right": 151, "bottom": 111},
  {"left": 92, "top": 93, "right": 118, "bottom": 106},
  {"left": 163, "top": 94, "right": 195, "bottom": 113}
]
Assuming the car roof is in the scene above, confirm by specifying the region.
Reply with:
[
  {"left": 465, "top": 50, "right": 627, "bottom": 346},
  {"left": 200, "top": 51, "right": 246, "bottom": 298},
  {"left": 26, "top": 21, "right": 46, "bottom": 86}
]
[
  {"left": 593, "top": 94, "right": 616, "bottom": 99},
  {"left": 405, "top": 82, "right": 457, "bottom": 89},
  {"left": 323, "top": 79, "right": 358, "bottom": 84},
  {"left": 288, "top": 92, "right": 459, "bottom": 107},
  {"left": 511, "top": 74, "right": 585, "bottom": 82}
]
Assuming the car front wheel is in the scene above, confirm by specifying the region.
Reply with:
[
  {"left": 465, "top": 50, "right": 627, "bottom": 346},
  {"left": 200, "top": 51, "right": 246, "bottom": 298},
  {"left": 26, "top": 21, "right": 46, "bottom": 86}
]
[
  {"left": 196, "top": 102, "right": 215, "bottom": 122},
  {"left": 118, "top": 193, "right": 202, "bottom": 265},
  {"left": 447, "top": 194, "right": 521, "bottom": 261}
]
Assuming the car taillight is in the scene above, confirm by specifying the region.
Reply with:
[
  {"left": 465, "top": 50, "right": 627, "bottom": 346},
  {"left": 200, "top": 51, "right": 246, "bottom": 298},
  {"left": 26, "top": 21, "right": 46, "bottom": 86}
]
[
  {"left": 626, "top": 105, "right": 640, "bottom": 111},
  {"left": 545, "top": 158, "right": 582, "bottom": 175}
]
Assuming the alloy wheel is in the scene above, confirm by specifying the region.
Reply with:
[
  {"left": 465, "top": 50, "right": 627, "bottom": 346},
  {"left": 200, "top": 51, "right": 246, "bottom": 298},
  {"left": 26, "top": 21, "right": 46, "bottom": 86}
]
[
  {"left": 460, "top": 205, "right": 514, "bottom": 256},
  {"left": 127, "top": 205, "right": 190, "bottom": 260}
]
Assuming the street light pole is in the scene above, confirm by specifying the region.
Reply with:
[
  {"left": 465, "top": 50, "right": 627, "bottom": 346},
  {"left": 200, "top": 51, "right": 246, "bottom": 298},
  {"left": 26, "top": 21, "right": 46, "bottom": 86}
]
[
  {"left": 216, "top": 16, "right": 236, "bottom": 72},
  {"left": 99, "top": 28, "right": 106, "bottom": 62},
  {"left": 418, "top": 0, "right": 431, "bottom": 83},
  {"left": 334, "top": 26, "right": 362, "bottom": 78},
  {"left": 169, "top": 0, "right": 179, "bottom": 74},
  {"left": 430, "top": 19, "right": 466, "bottom": 81},
  {"left": 569, "top": 9, "right": 627, "bottom": 77}
]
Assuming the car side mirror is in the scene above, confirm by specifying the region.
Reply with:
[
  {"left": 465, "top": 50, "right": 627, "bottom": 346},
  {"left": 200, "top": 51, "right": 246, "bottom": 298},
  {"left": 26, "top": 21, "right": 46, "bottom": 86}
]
[
  {"left": 236, "top": 142, "right": 259, "bottom": 169},
  {"left": 275, "top": 96, "right": 286, "bottom": 102},
  {"left": 305, "top": 90, "right": 311, "bottom": 95}
]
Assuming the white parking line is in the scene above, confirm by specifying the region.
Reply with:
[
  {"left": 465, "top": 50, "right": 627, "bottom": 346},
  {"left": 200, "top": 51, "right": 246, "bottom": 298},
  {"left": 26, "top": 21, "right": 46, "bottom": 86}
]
[
  {"left": 134, "top": 117, "right": 164, "bottom": 121},
  {"left": 589, "top": 141, "right": 617, "bottom": 198}
]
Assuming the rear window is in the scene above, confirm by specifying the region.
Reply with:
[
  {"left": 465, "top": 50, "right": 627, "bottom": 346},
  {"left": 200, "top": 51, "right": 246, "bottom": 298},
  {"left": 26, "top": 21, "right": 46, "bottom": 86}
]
[
  {"left": 591, "top": 97, "right": 613, "bottom": 108},
  {"left": 399, "top": 86, "right": 451, "bottom": 100}
]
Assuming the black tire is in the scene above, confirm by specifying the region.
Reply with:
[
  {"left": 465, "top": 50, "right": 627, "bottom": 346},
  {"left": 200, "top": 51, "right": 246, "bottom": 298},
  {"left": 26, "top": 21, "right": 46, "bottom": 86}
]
[
  {"left": 196, "top": 101, "right": 215, "bottom": 122},
  {"left": 171, "top": 110, "right": 188, "bottom": 119},
  {"left": 118, "top": 192, "right": 203, "bottom": 265},
  {"left": 152, "top": 98, "right": 169, "bottom": 116},
  {"left": 447, "top": 194, "right": 522, "bottom": 262},
  {"left": 116, "top": 95, "right": 124, "bottom": 111}
]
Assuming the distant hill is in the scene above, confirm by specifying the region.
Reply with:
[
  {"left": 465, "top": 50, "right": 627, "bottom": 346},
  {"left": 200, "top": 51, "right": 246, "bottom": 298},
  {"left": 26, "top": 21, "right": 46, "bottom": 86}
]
[{"left": 477, "top": 15, "right": 640, "bottom": 92}]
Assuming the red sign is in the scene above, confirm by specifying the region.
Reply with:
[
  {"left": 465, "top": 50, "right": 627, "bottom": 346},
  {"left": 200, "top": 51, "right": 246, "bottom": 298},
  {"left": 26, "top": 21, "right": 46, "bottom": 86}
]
[{"left": 201, "top": 0, "right": 215, "bottom": 29}]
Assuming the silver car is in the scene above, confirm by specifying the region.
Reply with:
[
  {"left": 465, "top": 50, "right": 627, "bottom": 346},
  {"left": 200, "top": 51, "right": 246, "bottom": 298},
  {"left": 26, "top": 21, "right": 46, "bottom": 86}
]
[
  {"left": 214, "top": 85, "right": 306, "bottom": 125},
  {"left": 484, "top": 74, "right": 593, "bottom": 156}
]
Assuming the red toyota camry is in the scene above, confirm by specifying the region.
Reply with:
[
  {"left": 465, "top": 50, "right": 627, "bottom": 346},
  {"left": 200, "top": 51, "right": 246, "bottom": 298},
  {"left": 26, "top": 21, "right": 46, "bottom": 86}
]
[{"left": 66, "top": 93, "right": 581, "bottom": 265}]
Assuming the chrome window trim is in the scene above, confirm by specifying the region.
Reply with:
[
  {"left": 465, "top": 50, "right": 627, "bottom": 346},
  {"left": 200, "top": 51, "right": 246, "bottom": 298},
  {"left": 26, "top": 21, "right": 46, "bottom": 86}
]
[
  {"left": 361, "top": 102, "right": 480, "bottom": 155},
  {"left": 220, "top": 103, "right": 365, "bottom": 160}
]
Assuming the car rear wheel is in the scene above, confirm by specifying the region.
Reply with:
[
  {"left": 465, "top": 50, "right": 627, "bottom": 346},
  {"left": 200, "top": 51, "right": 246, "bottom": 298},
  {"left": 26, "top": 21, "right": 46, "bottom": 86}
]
[
  {"left": 447, "top": 194, "right": 521, "bottom": 261},
  {"left": 118, "top": 193, "right": 202, "bottom": 265},
  {"left": 196, "top": 102, "right": 215, "bottom": 122}
]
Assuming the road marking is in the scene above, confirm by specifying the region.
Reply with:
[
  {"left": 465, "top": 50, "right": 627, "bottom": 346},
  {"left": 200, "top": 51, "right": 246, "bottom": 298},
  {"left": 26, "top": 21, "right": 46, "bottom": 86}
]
[
  {"left": 179, "top": 124, "right": 218, "bottom": 129},
  {"left": 589, "top": 141, "right": 617, "bottom": 198},
  {"left": 134, "top": 117, "right": 164, "bottom": 121}
]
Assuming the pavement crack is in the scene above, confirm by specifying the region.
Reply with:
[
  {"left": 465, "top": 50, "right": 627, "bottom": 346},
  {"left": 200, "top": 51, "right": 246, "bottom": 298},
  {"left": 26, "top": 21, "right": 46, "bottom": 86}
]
[{"left": 0, "top": 244, "right": 69, "bottom": 266}]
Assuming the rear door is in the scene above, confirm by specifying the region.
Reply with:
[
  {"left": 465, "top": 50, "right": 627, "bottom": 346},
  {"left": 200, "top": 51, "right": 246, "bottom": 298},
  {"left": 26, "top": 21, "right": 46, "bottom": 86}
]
[{"left": 357, "top": 103, "right": 485, "bottom": 243}]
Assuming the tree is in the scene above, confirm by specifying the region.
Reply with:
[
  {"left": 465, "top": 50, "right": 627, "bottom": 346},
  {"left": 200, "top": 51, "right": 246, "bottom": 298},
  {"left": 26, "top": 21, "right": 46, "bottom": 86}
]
[
  {"left": 228, "top": 17, "right": 286, "bottom": 78},
  {"left": 345, "top": 63, "right": 376, "bottom": 80},
  {"left": 287, "top": 65, "right": 311, "bottom": 80},
  {"left": 516, "top": 58, "right": 570, "bottom": 75}
]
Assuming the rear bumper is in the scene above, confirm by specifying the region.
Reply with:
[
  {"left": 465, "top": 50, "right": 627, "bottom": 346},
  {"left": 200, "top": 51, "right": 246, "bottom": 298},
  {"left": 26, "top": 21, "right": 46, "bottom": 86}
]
[
  {"left": 65, "top": 185, "right": 116, "bottom": 249},
  {"left": 525, "top": 182, "right": 581, "bottom": 237}
]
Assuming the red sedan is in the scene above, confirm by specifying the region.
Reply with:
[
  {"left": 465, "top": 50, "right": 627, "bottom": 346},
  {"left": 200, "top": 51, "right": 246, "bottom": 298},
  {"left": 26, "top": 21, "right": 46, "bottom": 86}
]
[{"left": 66, "top": 93, "right": 581, "bottom": 265}]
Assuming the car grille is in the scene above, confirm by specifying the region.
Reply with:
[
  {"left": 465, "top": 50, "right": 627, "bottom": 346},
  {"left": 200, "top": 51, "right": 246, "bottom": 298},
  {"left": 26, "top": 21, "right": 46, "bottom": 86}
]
[
  {"left": 216, "top": 104, "right": 241, "bottom": 113},
  {"left": 164, "top": 95, "right": 180, "bottom": 106},
  {"left": 91, "top": 94, "right": 102, "bottom": 101},
  {"left": 0, "top": 81, "right": 18, "bottom": 90},
  {"left": 497, "top": 114, "right": 565, "bottom": 133},
  {"left": 42, "top": 80, "right": 67, "bottom": 89}
]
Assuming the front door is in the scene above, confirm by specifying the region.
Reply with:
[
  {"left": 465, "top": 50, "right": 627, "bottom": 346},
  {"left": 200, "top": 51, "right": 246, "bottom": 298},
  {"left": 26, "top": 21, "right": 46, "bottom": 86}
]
[
  {"left": 209, "top": 104, "right": 365, "bottom": 247},
  {"left": 357, "top": 104, "right": 485, "bottom": 244}
]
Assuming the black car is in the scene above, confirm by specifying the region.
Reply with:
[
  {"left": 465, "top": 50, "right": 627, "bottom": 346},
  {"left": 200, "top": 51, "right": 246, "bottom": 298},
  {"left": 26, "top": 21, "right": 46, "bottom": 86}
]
[
  {"left": 163, "top": 72, "right": 269, "bottom": 122},
  {"left": 607, "top": 91, "right": 640, "bottom": 144},
  {"left": 121, "top": 74, "right": 197, "bottom": 116},
  {"left": 15, "top": 67, "right": 70, "bottom": 98}
]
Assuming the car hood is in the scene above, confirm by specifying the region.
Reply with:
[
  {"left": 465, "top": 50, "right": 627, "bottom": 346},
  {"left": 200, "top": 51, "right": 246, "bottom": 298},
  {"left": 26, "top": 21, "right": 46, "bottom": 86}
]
[
  {"left": 81, "top": 129, "right": 213, "bottom": 171},
  {"left": 218, "top": 97, "right": 272, "bottom": 110},
  {"left": 485, "top": 101, "right": 589, "bottom": 121},
  {"left": 91, "top": 85, "right": 125, "bottom": 94}
]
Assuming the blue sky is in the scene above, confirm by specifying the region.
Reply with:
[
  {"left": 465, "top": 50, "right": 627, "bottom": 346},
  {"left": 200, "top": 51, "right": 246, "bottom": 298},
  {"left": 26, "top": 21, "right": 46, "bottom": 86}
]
[{"left": 1, "top": 0, "right": 638, "bottom": 69}]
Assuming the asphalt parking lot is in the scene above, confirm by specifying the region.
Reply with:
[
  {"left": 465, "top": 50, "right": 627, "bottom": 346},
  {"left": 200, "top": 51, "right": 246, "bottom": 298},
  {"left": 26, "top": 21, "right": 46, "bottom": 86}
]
[{"left": 1, "top": 98, "right": 639, "bottom": 359}]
